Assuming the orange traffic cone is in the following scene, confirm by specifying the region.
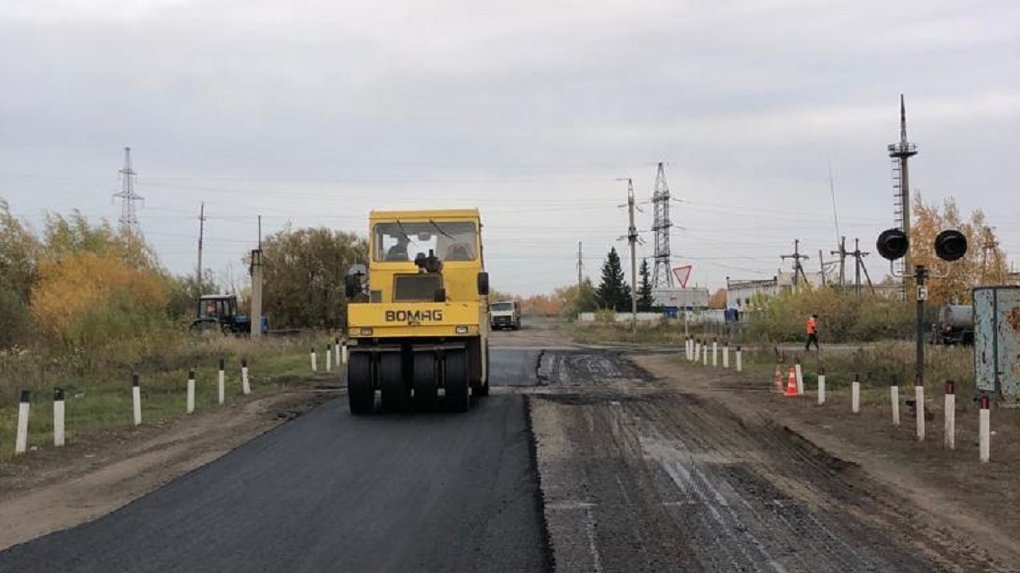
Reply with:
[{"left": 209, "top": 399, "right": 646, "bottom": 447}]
[{"left": 784, "top": 367, "right": 799, "bottom": 397}]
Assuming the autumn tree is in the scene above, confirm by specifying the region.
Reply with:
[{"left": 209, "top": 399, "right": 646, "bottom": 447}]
[
  {"left": 911, "top": 195, "right": 1009, "bottom": 304},
  {"left": 596, "top": 247, "right": 631, "bottom": 311},
  {"left": 637, "top": 259, "right": 654, "bottom": 311},
  {"left": 708, "top": 288, "right": 728, "bottom": 309},
  {"left": 257, "top": 226, "right": 367, "bottom": 329},
  {"left": 43, "top": 211, "right": 158, "bottom": 272},
  {"left": 520, "top": 293, "right": 563, "bottom": 317},
  {"left": 555, "top": 279, "right": 598, "bottom": 319},
  {"left": 32, "top": 252, "right": 169, "bottom": 348}
]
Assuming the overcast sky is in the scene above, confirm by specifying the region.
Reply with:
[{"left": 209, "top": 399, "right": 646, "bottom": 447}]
[{"left": 2, "top": 0, "right": 1018, "bottom": 295}]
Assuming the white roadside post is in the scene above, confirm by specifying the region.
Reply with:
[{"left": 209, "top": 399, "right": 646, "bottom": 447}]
[
  {"left": 53, "top": 388, "right": 65, "bottom": 448},
  {"left": 15, "top": 390, "right": 30, "bottom": 455},
  {"left": 794, "top": 355, "right": 804, "bottom": 396},
  {"left": 325, "top": 343, "right": 332, "bottom": 372},
  {"left": 891, "top": 384, "right": 900, "bottom": 426},
  {"left": 241, "top": 359, "right": 251, "bottom": 395},
  {"left": 341, "top": 339, "right": 349, "bottom": 365},
  {"left": 186, "top": 369, "right": 196, "bottom": 414},
  {"left": 310, "top": 347, "right": 318, "bottom": 372},
  {"left": 979, "top": 395, "right": 990, "bottom": 463},
  {"left": 217, "top": 358, "right": 226, "bottom": 405},
  {"left": 694, "top": 340, "right": 700, "bottom": 363},
  {"left": 817, "top": 367, "right": 826, "bottom": 405},
  {"left": 944, "top": 381, "right": 955, "bottom": 450},
  {"left": 723, "top": 343, "right": 730, "bottom": 369},
  {"left": 702, "top": 341, "right": 708, "bottom": 366},
  {"left": 712, "top": 338, "right": 718, "bottom": 367},
  {"left": 736, "top": 346, "right": 743, "bottom": 373},
  {"left": 915, "top": 376, "right": 925, "bottom": 442},
  {"left": 851, "top": 373, "right": 860, "bottom": 414},
  {"left": 132, "top": 374, "right": 142, "bottom": 426}
]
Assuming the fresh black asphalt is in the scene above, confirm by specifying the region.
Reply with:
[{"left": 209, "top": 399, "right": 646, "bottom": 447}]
[{"left": 0, "top": 349, "right": 550, "bottom": 573}]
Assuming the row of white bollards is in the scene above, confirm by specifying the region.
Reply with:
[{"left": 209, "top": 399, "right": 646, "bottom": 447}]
[
  {"left": 312, "top": 339, "right": 349, "bottom": 373},
  {"left": 13, "top": 358, "right": 255, "bottom": 455},
  {"left": 684, "top": 337, "right": 742, "bottom": 373},
  {"left": 771, "top": 356, "right": 994, "bottom": 463}
]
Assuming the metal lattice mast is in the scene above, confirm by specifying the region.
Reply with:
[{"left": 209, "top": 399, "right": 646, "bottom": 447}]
[
  {"left": 112, "top": 147, "right": 143, "bottom": 232},
  {"left": 888, "top": 95, "right": 917, "bottom": 293},
  {"left": 650, "top": 162, "right": 674, "bottom": 288}
]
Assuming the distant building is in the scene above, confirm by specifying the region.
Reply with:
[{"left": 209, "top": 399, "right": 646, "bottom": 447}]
[
  {"left": 726, "top": 269, "right": 826, "bottom": 310},
  {"left": 726, "top": 277, "right": 779, "bottom": 310}
]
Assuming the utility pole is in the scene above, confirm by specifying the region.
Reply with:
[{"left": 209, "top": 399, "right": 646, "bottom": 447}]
[
  {"left": 831, "top": 236, "right": 848, "bottom": 288},
  {"left": 626, "top": 179, "right": 638, "bottom": 332},
  {"left": 781, "top": 239, "right": 810, "bottom": 289},
  {"left": 577, "top": 241, "right": 583, "bottom": 291},
  {"left": 250, "top": 248, "right": 264, "bottom": 340},
  {"left": 250, "top": 214, "right": 265, "bottom": 340},
  {"left": 818, "top": 249, "right": 827, "bottom": 287},
  {"left": 197, "top": 202, "right": 206, "bottom": 293},
  {"left": 112, "top": 147, "right": 143, "bottom": 233},
  {"left": 845, "top": 238, "right": 875, "bottom": 297},
  {"left": 980, "top": 228, "right": 1001, "bottom": 284}
]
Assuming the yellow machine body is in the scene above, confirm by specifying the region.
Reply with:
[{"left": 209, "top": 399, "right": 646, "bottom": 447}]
[
  {"left": 344, "top": 209, "right": 490, "bottom": 414},
  {"left": 348, "top": 209, "right": 487, "bottom": 339}
]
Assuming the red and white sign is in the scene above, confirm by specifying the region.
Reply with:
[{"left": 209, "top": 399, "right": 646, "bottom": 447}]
[{"left": 672, "top": 264, "right": 693, "bottom": 289}]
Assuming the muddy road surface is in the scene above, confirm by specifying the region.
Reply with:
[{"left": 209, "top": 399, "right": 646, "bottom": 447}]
[
  {"left": 0, "top": 323, "right": 994, "bottom": 572},
  {"left": 529, "top": 349, "right": 984, "bottom": 573}
]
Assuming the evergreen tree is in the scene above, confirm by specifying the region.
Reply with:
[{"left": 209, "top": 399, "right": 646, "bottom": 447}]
[
  {"left": 637, "top": 259, "right": 654, "bottom": 311},
  {"left": 596, "top": 247, "right": 631, "bottom": 311}
]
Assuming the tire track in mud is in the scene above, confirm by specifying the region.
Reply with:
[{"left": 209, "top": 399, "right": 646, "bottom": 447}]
[{"left": 529, "top": 349, "right": 983, "bottom": 573}]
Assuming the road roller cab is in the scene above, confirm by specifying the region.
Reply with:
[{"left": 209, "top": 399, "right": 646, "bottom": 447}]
[{"left": 344, "top": 209, "right": 490, "bottom": 414}]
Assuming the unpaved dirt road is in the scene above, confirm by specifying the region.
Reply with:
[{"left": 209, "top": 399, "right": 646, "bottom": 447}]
[
  {"left": 0, "top": 319, "right": 1007, "bottom": 572},
  {"left": 529, "top": 349, "right": 1002, "bottom": 572}
]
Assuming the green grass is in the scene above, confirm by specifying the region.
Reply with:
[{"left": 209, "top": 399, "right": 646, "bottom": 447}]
[
  {"left": 0, "top": 337, "right": 326, "bottom": 460},
  {"left": 717, "top": 341, "right": 977, "bottom": 400}
]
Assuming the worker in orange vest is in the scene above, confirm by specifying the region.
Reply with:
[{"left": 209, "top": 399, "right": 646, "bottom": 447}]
[{"left": 805, "top": 314, "right": 819, "bottom": 351}]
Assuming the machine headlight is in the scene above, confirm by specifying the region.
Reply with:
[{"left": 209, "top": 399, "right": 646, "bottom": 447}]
[
  {"left": 455, "top": 326, "right": 469, "bottom": 334},
  {"left": 359, "top": 327, "right": 374, "bottom": 336}
]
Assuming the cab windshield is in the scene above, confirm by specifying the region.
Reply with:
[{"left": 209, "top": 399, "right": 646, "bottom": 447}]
[
  {"left": 491, "top": 302, "right": 514, "bottom": 311},
  {"left": 373, "top": 221, "right": 478, "bottom": 262}
]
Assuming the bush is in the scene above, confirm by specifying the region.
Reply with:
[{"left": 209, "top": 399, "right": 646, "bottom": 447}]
[
  {"left": 749, "top": 288, "right": 914, "bottom": 343},
  {"left": 31, "top": 252, "right": 169, "bottom": 350}
]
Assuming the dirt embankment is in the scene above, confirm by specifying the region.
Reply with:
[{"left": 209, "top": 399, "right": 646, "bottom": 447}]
[
  {"left": 632, "top": 352, "right": 1020, "bottom": 572},
  {"left": 0, "top": 383, "right": 336, "bottom": 551}
]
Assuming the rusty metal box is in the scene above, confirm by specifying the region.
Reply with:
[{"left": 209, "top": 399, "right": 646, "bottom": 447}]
[{"left": 973, "top": 286, "right": 1020, "bottom": 403}]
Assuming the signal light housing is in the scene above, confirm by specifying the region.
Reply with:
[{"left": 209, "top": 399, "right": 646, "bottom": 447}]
[
  {"left": 934, "top": 229, "right": 967, "bottom": 262},
  {"left": 876, "top": 228, "right": 909, "bottom": 261}
]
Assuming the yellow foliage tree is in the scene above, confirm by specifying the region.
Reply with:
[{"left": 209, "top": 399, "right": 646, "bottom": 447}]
[
  {"left": 708, "top": 288, "right": 727, "bottom": 309},
  {"left": 911, "top": 195, "right": 1009, "bottom": 305},
  {"left": 32, "top": 252, "right": 169, "bottom": 347}
]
